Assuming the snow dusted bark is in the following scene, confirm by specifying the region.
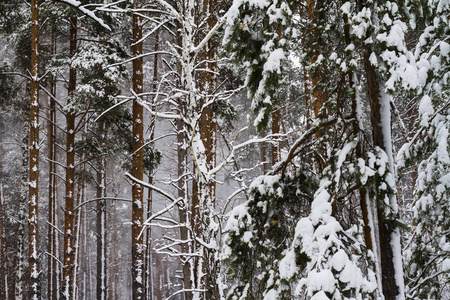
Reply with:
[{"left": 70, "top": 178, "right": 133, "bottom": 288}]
[
  {"left": 16, "top": 124, "right": 29, "bottom": 300},
  {"left": 177, "top": 115, "right": 193, "bottom": 300},
  {"left": 62, "top": 16, "right": 77, "bottom": 300},
  {"left": 131, "top": 1, "right": 145, "bottom": 298},
  {"left": 180, "top": 1, "right": 217, "bottom": 296},
  {"left": 365, "top": 49, "right": 405, "bottom": 300},
  {"left": 29, "top": 0, "right": 40, "bottom": 298},
  {"left": 144, "top": 27, "right": 159, "bottom": 300},
  {"left": 96, "top": 125, "right": 107, "bottom": 300},
  {"left": 0, "top": 119, "right": 6, "bottom": 300},
  {"left": 47, "top": 25, "right": 58, "bottom": 299}
]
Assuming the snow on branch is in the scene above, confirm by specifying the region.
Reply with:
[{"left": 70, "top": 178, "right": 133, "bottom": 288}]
[
  {"left": 124, "top": 172, "right": 178, "bottom": 203},
  {"left": 274, "top": 117, "right": 338, "bottom": 177},
  {"left": 207, "top": 133, "right": 289, "bottom": 177},
  {"left": 55, "top": 0, "right": 111, "bottom": 31},
  {"left": 153, "top": 0, "right": 180, "bottom": 20},
  {"left": 131, "top": 89, "right": 181, "bottom": 120},
  {"left": 192, "top": 13, "right": 228, "bottom": 57}
]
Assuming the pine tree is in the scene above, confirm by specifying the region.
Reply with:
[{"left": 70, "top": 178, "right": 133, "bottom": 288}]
[
  {"left": 399, "top": 0, "right": 450, "bottom": 298},
  {"left": 221, "top": 0, "right": 413, "bottom": 299}
]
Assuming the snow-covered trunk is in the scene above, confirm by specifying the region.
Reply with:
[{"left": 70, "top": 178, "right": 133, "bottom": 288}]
[
  {"left": 16, "top": 123, "right": 29, "bottom": 300},
  {"left": 343, "top": 11, "right": 381, "bottom": 294},
  {"left": 109, "top": 196, "right": 119, "bottom": 300},
  {"left": 178, "top": 1, "right": 220, "bottom": 298},
  {"left": 271, "top": 108, "right": 281, "bottom": 165},
  {"left": 73, "top": 190, "right": 82, "bottom": 300},
  {"left": 96, "top": 126, "right": 107, "bottom": 300},
  {"left": 131, "top": 1, "right": 145, "bottom": 299},
  {"left": 96, "top": 169, "right": 107, "bottom": 300},
  {"left": 47, "top": 44, "right": 58, "bottom": 300},
  {"left": 62, "top": 16, "right": 77, "bottom": 300},
  {"left": 365, "top": 50, "right": 405, "bottom": 300},
  {"left": 28, "top": 0, "right": 40, "bottom": 298},
  {"left": 0, "top": 119, "right": 6, "bottom": 300},
  {"left": 80, "top": 188, "right": 90, "bottom": 300},
  {"left": 144, "top": 28, "right": 159, "bottom": 300}
]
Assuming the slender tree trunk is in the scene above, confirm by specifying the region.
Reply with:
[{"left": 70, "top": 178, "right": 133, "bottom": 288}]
[
  {"left": 271, "top": 108, "right": 280, "bottom": 165},
  {"left": 0, "top": 119, "right": 6, "bottom": 300},
  {"left": 62, "top": 16, "right": 77, "bottom": 300},
  {"left": 73, "top": 189, "right": 82, "bottom": 300},
  {"left": 16, "top": 123, "right": 29, "bottom": 300},
  {"left": 132, "top": 1, "right": 145, "bottom": 298},
  {"left": 110, "top": 191, "right": 119, "bottom": 300},
  {"left": 96, "top": 163, "right": 107, "bottom": 300},
  {"left": 342, "top": 13, "right": 374, "bottom": 255},
  {"left": 47, "top": 23, "right": 58, "bottom": 299},
  {"left": 144, "top": 26, "right": 159, "bottom": 300},
  {"left": 365, "top": 49, "right": 404, "bottom": 300},
  {"left": 198, "top": 2, "right": 219, "bottom": 298},
  {"left": 29, "top": 1, "right": 41, "bottom": 298},
  {"left": 177, "top": 115, "right": 192, "bottom": 300},
  {"left": 96, "top": 122, "right": 107, "bottom": 300}
]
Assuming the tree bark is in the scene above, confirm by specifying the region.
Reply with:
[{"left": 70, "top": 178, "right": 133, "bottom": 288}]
[
  {"left": 96, "top": 161, "right": 107, "bottom": 300},
  {"left": 271, "top": 108, "right": 281, "bottom": 165},
  {"left": 365, "top": 49, "right": 404, "bottom": 300},
  {"left": 16, "top": 124, "right": 29, "bottom": 300},
  {"left": 144, "top": 26, "right": 160, "bottom": 300},
  {"left": 29, "top": 0, "right": 41, "bottom": 298},
  {"left": 47, "top": 23, "right": 58, "bottom": 300},
  {"left": 0, "top": 119, "right": 6, "bottom": 300},
  {"left": 62, "top": 16, "right": 77, "bottom": 300},
  {"left": 132, "top": 1, "right": 145, "bottom": 299}
]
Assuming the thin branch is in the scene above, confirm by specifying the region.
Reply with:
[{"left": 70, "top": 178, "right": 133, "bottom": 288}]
[
  {"left": 74, "top": 197, "right": 132, "bottom": 211},
  {"left": 55, "top": 0, "right": 111, "bottom": 31}
]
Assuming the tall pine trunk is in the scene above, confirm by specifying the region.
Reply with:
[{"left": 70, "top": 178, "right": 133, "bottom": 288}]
[
  {"left": 365, "top": 49, "right": 405, "bottom": 300},
  {"left": 29, "top": 0, "right": 41, "bottom": 298},
  {"left": 144, "top": 26, "right": 159, "bottom": 300},
  {"left": 47, "top": 23, "right": 58, "bottom": 300},
  {"left": 16, "top": 123, "right": 29, "bottom": 300},
  {"left": 96, "top": 158, "right": 107, "bottom": 300},
  {"left": 0, "top": 119, "right": 6, "bottom": 300},
  {"left": 62, "top": 16, "right": 77, "bottom": 300},
  {"left": 131, "top": 2, "right": 145, "bottom": 299}
]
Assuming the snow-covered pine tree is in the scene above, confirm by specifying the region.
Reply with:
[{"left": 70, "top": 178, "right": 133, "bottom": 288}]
[
  {"left": 222, "top": 0, "right": 418, "bottom": 299},
  {"left": 222, "top": 1, "right": 380, "bottom": 299},
  {"left": 398, "top": 0, "right": 450, "bottom": 298}
]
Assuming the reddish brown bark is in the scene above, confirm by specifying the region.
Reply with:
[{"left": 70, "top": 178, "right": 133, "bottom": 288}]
[
  {"left": 62, "top": 16, "right": 77, "bottom": 300},
  {"left": 47, "top": 22, "right": 58, "bottom": 300},
  {"left": 29, "top": 0, "right": 40, "bottom": 298},
  {"left": 364, "top": 50, "right": 400, "bottom": 300},
  {"left": 132, "top": 2, "right": 145, "bottom": 299}
]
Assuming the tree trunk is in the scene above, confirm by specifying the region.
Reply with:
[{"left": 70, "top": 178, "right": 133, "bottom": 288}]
[
  {"left": 0, "top": 119, "right": 6, "bottom": 300},
  {"left": 365, "top": 49, "right": 404, "bottom": 300},
  {"left": 177, "top": 115, "right": 192, "bottom": 300},
  {"left": 62, "top": 16, "right": 77, "bottom": 300},
  {"left": 97, "top": 124, "right": 107, "bottom": 300},
  {"left": 47, "top": 23, "right": 58, "bottom": 300},
  {"left": 198, "top": 1, "right": 218, "bottom": 298},
  {"left": 29, "top": 0, "right": 40, "bottom": 297},
  {"left": 271, "top": 108, "right": 281, "bottom": 165},
  {"left": 144, "top": 26, "right": 159, "bottom": 300},
  {"left": 16, "top": 124, "right": 29, "bottom": 300},
  {"left": 131, "top": 1, "right": 145, "bottom": 299}
]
